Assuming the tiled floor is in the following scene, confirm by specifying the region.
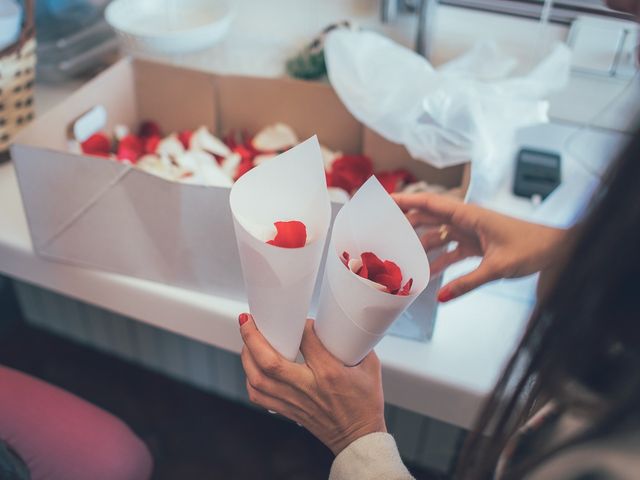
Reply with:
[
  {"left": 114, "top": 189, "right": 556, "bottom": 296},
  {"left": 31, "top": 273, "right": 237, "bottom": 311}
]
[{"left": 0, "top": 283, "right": 443, "bottom": 480}]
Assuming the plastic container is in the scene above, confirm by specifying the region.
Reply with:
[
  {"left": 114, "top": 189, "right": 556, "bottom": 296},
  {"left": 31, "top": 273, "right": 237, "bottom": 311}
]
[
  {"left": 0, "top": 0, "right": 35, "bottom": 160},
  {"left": 0, "top": 0, "right": 22, "bottom": 51},
  {"left": 35, "top": 0, "right": 118, "bottom": 83}
]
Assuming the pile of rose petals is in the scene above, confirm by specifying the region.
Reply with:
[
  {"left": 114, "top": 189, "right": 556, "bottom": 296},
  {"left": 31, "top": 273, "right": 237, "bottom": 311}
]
[
  {"left": 266, "top": 221, "right": 307, "bottom": 248},
  {"left": 341, "top": 251, "right": 413, "bottom": 296},
  {"left": 79, "top": 121, "right": 297, "bottom": 187},
  {"left": 78, "top": 121, "right": 416, "bottom": 197}
]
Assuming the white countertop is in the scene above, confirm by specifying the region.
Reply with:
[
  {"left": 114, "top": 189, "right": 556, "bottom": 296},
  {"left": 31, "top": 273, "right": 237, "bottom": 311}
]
[
  {"left": 1, "top": 69, "right": 540, "bottom": 429},
  {"left": 2, "top": 52, "right": 537, "bottom": 429},
  {"left": 0, "top": 159, "right": 533, "bottom": 428},
  {"left": 2, "top": 0, "right": 631, "bottom": 429}
]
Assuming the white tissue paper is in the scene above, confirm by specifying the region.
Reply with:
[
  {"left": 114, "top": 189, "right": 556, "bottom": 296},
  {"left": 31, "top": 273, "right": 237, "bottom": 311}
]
[
  {"left": 324, "top": 30, "right": 571, "bottom": 194},
  {"left": 315, "top": 177, "right": 430, "bottom": 366},
  {"left": 230, "top": 136, "right": 331, "bottom": 361}
]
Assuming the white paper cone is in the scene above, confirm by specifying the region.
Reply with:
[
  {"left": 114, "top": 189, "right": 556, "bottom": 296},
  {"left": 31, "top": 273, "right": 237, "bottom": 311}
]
[
  {"left": 315, "top": 177, "right": 430, "bottom": 366},
  {"left": 230, "top": 136, "right": 331, "bottom": 360}
]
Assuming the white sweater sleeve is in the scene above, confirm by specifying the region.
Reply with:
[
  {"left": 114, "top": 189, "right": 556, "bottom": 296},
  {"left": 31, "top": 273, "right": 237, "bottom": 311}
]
[{"left": 329, "top": 432, "right": 415, "bottom": 480}]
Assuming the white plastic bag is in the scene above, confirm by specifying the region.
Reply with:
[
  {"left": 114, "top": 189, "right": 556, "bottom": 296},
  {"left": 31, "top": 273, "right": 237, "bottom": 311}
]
[{"left": 324, "top": 30, "right": 571, "bottom": 172}]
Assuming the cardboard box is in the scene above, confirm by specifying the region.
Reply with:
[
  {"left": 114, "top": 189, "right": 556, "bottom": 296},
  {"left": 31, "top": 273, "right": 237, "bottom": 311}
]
[{"left": 12, "top": 57, "right": 463, "bottom": 340}]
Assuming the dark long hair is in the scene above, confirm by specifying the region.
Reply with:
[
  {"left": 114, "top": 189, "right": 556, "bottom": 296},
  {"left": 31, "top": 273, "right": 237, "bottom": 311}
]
[{"left": 455, "top": 125, "right": 640, "bottom": 479}]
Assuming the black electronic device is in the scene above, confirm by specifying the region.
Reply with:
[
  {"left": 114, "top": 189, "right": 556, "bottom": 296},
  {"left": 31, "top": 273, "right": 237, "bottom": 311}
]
[{"left": 513, "top": 147, "right": 561, "bottom": 200}]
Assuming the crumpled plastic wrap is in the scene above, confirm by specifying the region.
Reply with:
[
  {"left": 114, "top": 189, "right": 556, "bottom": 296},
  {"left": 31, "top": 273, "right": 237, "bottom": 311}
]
[{"left": 324, "top": 30, "right": 571, "bottom": 175}]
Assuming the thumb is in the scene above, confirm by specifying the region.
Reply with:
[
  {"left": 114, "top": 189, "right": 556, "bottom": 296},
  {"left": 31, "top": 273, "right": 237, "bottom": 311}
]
[
  {"left": 438, "top": 262, "right": 500, "bottom": 302},
  {"left": 299, "top": 319, "right": 341, "bottom": 368}
]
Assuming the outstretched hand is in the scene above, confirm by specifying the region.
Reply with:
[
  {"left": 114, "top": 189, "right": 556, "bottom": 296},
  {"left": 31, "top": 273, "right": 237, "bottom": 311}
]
[{"left": 392, "top": 192, "right": 567, "bottom": 302}]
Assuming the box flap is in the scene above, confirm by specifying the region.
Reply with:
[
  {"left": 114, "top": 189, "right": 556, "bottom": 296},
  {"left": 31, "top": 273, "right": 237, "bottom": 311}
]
[
  {"left": 134, "top": 59, "right": 217, "bottom": 134},
  {"left": 12, "top": 144, "right": 133, "bottom": 252},
  {"left": 13, "top": 142, "right": 245, "bottom": 297},
  {"left": 14, "top": 58, "right": 137, "bottom": 150},
  {"left": 363, "top": 128, "right": 464, "bottom": 188},
  {"left": 39, "top": 170, "right": 244, "bottom": 297}
]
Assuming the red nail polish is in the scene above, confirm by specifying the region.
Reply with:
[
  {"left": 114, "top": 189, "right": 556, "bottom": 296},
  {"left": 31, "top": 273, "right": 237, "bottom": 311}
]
[
  {"left": 437, "top": 286, "right": 454, "bottom": 303},
  {"left": 238, "top": 313, "right": 249, "bottom": 326}
]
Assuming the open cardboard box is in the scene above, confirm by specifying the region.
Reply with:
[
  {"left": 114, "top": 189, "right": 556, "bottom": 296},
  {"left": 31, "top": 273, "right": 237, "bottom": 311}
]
[{"left": 11, "top": 57, "right": 465, "bottom": 341}]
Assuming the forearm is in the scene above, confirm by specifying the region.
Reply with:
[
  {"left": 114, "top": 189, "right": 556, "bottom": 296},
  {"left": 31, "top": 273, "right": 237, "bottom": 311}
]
[{"left": 329, "top": 432, "right": 414, "bottom": 480}]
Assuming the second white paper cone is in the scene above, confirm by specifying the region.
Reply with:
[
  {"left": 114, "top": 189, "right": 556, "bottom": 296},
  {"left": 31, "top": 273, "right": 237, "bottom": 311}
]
[
  {"left": 315, "top": 176, "right": 430, "bottom": 366},
  {"left": 230, "top": 136, "right": 331, "bottom": 361}
]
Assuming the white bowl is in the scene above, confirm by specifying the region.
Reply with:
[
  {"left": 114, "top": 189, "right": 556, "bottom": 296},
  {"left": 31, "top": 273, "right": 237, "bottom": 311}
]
[{"left": 105, "top": 0, "right": 234, "bottom": 56}]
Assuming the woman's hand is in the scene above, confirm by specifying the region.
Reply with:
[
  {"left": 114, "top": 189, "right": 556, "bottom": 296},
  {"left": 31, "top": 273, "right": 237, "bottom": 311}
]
[
  {"left": 392, "top": 192, "right": 567, "bottom": 302},
  {"left": 239, "top": 314, "right": 386, "bottom": 455}
]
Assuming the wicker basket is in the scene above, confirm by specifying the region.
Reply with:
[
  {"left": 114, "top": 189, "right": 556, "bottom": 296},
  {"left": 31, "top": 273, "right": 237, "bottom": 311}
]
[{"left": 0, "top": 0, "right": 35, "bottom": 162}]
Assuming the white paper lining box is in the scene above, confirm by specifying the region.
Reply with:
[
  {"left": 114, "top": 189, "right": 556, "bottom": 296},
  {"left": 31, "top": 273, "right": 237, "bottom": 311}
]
[{"left": 11, "top": 57, "right": 464, "bottom": 341}]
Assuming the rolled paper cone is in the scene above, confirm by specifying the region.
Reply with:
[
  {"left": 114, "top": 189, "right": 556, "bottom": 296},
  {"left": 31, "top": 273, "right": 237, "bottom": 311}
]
[
  {"left": 230, "top": 136, "right": 331, "bottom": 361},
  {"left": 315, "top": 176, "right": 430, "bottom": 366}
]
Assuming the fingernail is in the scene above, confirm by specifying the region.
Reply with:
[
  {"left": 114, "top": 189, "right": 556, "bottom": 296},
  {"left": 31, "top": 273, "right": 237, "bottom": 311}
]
[
  {"left": 238, "top": 313, "right": 249, "bottom": 326},
  {"left": 437, "top": 286, "right": 454, "bottom": 303}
]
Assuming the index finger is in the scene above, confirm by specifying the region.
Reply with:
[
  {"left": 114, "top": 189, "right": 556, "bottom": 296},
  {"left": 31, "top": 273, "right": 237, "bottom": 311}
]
[
  {"left": 391, "top": 192, "right": 459, "bottom": 222},
  {"left": 239, "top": 313, "right": 308, "bottom": 383}
]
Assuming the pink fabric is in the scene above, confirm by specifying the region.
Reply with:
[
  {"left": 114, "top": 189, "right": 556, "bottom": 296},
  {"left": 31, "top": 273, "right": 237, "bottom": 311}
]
[{"left": 0, "top": 365, "right": 152, "bottom": 480}]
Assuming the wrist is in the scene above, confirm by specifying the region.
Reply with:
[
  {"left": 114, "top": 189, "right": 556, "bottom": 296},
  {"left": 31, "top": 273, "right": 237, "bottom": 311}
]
[
  {"left": 538, "top": 227, "right": 568, "bottom": 268},
  {"left": 330, "top": 418, "right": 387, "bottom": 456}
]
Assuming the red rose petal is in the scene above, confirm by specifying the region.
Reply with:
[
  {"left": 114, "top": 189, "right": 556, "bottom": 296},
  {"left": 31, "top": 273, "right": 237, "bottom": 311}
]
[
  {"left": 399, "top": 278, "right": 413, "bottom": 296},
  {"left": 81, "top": 132, "right": 111, "bottom": 157},
  {"left": 138, "top": 121, "right": 162, "bottom": 138},
  {"left": 344, "top": 251, "right": 410, "bottom": 295},
  {"left": 224, "top": 130, "right": 238, "bottom": 150},
  {"left": 372, "top": 260, "right": 402, "bottom": 293},
  {"left": 267, "top": 221, "right": 307, "bottom": 249},
  {"left": 357, "top": 262, "right": 368, "bottom": 279},
  {"left": 375, "top": 172, "right": 399, "bottom": 194},
  {"left": 229, "top": 134, "right": 262, "bottom": 178},
  {"left": 329, "top": 154, "right": 374, "bottom": 194},
  {"left": 117, "top": 149, "right": 139, "bottom": 163},
  {"left": 116, "top": 134, "right": 143, "bottom": 163},
  {"left": 376, "top": 169, "right": 416, "bottom": 194},
  {"left": 143, "top": 135, "right": 161, "bottom": 155},
  {"left": 325, "top": 170, "right": 333, "bottom": 188},
  {"left": 178, "top": 130, "right": 193, "bottom": 150},
  {"left": 234, "top": 159, "right": 254, "bottom": 180},
  {"left": 360, "top": 252, "right": 386, "bottom": 279},
  {"left": 233, "top": 144, "right": 257, "bottom": 164},
  {"left": 330, "top": 168, "right": 361, "bottom": 194}
]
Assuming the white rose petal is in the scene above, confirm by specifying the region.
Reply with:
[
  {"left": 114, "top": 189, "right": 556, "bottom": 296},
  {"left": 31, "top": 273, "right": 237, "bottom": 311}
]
[
  {"left": 221, "top": 152, "right": 241, "bottom": 179},
  {"left": 137, "top": 154, "right": 178, "bottom": 181},
  {"left": 401, "top": 181, "right": 446, "bottom": 195},
  {"left": 328, "top": 187, "right": 350, "bottom": 203},
  {"left": 190, "top": 126, "right": 231, "bottom": 157},
  {"left": 156, "top": 134, "right": 185, "bottom": 159},
  {"left": 252, "top": 123, "right": 298, "bottom": 152},
  {"left": 114, "top": 124, "right": 130, "bottom": 141},
  {"left": 358, "top": 276, "right": 387, "bottom": 292},
  {"left": 174, "top": 150, "right": 200, "bottom": 171},
  {"left": 198, "top": 162, "right": 233, "bottom": 187},
  {"left": 347, "top": 257, "right": 363, "bottom": 273},
  {"left": 175, "top": 151, "right": 233, "bottom": 187}
]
